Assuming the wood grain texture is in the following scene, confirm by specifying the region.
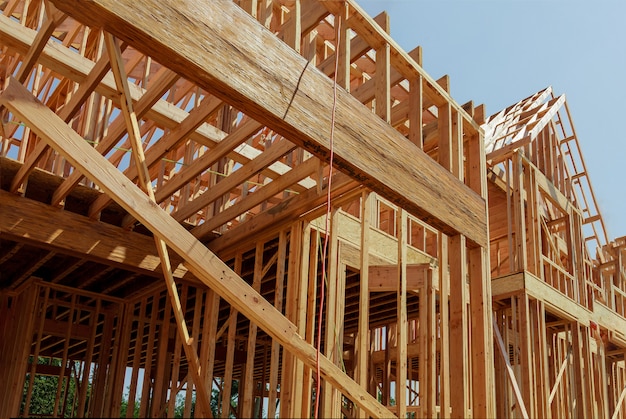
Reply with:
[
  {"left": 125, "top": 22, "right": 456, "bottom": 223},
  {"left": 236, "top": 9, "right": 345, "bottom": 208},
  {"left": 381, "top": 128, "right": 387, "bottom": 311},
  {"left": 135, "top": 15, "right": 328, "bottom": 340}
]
[
  {"left": 0, "top": 77, "right": 395, "bottom": 419},
  {"left": 0, "top": 189, "right": 193, "bottom": 280},
  {"left": 49, "top": 0, "right": 487, "bottom": 247}
]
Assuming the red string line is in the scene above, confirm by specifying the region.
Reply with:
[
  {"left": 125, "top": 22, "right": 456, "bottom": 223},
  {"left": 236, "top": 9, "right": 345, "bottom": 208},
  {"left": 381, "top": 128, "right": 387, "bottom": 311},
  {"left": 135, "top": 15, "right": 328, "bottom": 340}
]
[{"left": 314, "top": 12, "right": 341, "bottom": 419}]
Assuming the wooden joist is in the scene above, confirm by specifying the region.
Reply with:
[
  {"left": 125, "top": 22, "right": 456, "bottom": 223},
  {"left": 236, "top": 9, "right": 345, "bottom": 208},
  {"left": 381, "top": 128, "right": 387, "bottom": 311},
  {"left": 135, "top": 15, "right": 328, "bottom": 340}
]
[{"left": 0, "top": 189, "right": 193, "bottom": 281}]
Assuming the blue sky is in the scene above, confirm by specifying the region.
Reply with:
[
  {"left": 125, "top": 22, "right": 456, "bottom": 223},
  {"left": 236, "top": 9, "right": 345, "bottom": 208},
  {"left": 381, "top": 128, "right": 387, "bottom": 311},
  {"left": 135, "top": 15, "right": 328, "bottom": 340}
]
[{"left": 359, "top": 0, "right": 626, "bottom": 243}]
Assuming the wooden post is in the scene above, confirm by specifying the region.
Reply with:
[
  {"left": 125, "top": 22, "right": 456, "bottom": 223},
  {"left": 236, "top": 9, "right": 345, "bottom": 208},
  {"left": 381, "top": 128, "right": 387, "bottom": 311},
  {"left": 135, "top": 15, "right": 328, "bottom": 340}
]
[
  {"left": 302, "top": 226, "right": 318, "bottom": 418},
  {"left": 408, "top": 48, "right": 423, "bottom": 148},
  {"left": 222, "top": 254, "right": 241, "bottom": 418},
  {"left": 127, "top": 298, "right": 147, "bottom": 417},
  {"left": 396, "top": 209, "right": 408, "bottom": 418},
  {"left": 531, "top": 299, "right": 551, "bottom": 419},
  {"left": 200, "top": 290, "right": 221, "bottom": 418},
  {"left": 322, "top": 209, "right": 342, "bottom": 418},
  {"left": 438, "top": 102, "right": 452, "bottom": 171},
  {"left": 241, "top": 242, "right": 265, "bottom": 416},
  {"left": 420, "top": 267, "right": 437, "bottom": 417},
  {"left": 469, "top": 245, "right": 496, "bottom": 418},
  {"left": 572, "top": 322, "right": 590, "bottom": 418},
  {"left": 519, "top": 293, "right": 536, "bottom": 418},
  {"left": 356, "top": 192, "right": 371, "bottom": 419},
  {"left": 267, "top": 230, "right": 288, "bottom": 418},
  {"left": 375, "top": 41, "right": 391, "bottom": 122},
  {"left": 283, "top": 0, "right": 301, "bottom": 53},
  {"left": 336, "top": 4, "right": 350, "bottom": 91},
  {"left": 449, "top": 234, "right": 470, "bottom": 418}
]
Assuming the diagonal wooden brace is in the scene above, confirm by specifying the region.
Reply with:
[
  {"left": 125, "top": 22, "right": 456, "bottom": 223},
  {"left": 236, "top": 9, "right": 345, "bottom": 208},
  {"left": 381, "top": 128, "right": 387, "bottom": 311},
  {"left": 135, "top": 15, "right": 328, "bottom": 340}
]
[{"left": 0, "top": 76, "right": 395, "bottom": 418}]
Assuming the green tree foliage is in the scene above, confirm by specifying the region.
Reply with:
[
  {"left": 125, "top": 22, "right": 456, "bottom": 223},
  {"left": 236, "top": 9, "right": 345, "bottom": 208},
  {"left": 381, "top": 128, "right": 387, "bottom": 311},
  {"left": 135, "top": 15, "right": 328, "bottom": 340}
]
[{"left": 20, "top": 357, "right": 83, "bottom": 418}]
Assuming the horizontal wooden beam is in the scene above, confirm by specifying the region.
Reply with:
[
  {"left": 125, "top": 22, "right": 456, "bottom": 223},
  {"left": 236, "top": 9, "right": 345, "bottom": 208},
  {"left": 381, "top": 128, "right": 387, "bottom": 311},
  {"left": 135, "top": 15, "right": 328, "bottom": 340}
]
[
  {"left": 0, "top": 189, "right": 193, "bottom": 281},
  {"left": 368, "top": 264, "right": 432, "bottom": 292},
  {"left": 48, "top": 0, "right": 487, "bottom": 247},
  {"left": 309, "top": 211, "right": 436, "bottom": 266},
  {"left": 0, "top": 77, "right": 394, "bottom": 419}
]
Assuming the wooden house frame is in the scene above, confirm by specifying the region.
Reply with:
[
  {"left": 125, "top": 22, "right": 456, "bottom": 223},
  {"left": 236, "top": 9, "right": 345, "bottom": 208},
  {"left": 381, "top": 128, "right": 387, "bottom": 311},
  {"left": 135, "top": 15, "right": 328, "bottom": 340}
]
[
  {"left": 485, "top": 87, "right": 626, "bottom": 419},
  {"left": 0, "top": 1, "right": 623, "bottom": 418}
]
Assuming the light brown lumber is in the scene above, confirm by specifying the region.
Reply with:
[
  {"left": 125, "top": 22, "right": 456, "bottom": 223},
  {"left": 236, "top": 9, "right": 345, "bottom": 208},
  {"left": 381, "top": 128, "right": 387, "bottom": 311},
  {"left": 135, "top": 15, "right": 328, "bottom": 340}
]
[
  {"left": 51, "top": 64, "right": 179, "bottom": 207},
  {"left": 439, "top": 233, "right": 450, "bottom": 417},
  {"left": 449, "top": 234, "right": 470, "bottom": 418},
  {"left": 283, "top": 0, "right": 301, "bottom": 52},
  {"left": 200, "top": 290, "right": 220, "bottom": 417},
  {"left": 493, "top": 317, "right": 530, "bottom": 419},
  {"left": 188, "top": 289, "right": 206, "bottom": 417},
  {"left": 0, "top": 77, "right": 394, "bottom": 418},
  {"left": 469, "top": 246, "right": 496, "bottom": 417},
  {"left": 451, "top": 110, "right": 463, "bottom": 179},
  {"left": 517, "top": 294, "right": 535, "bottom": 417},
  {"left": 351, "top": 47, "right": 421, "bottom": 106},
  {"left": 301, "top": 226, "right": 318, "bottom": 417},
  {"left": 23, "top": 287, "right": 50, "bottom": 415},
  {"left": 300, "top": 1, "right": 329, "bottom": 37},
  {"left": 375, "top": 40, "right": 390, "bottom": 122},
  {"left": 207, "top": 172, "right": 361, "bottom": 258},
  {"left": 5, "top": 286, "right": 39, "bottom": 417},
  {"left": 152, "top": 297, "right": 172, "bottom": 417},
  {"left": 89, "top": 311, "right": 111, "bottom": 416},
  {"left": 49, "top": 0, "right": 488, "bottom": 247},
  {"left": 335, "top": 5, "right": 350, "bottom": 90},
  {"left": 0, "top": 189, "right": 196, "bottom": 280},
  {"left": 0, "top": 14, "right": 314, "bottom": 193},
  {"left": 190, "top": 154, "right": 318, "bottom": 240},
  {"left": 549, "top": 344, "right": 572, "bottom": 404},
  {"left": 11, "top": 45, "right": 122, "bottom": 194},
  {"left": 424, "top": 268, "right": 437, "bottom": 418},
  {"left": 105, "top": 34, "right": 213, "bottom": 415},
  {"left": 167, "top": 292, "right": 185, "bottom": 417},
  {"left": 127, "top": 298, "right": 146, "bottom": 417},
  {"left": 322, "top": 209, "right": 341, "bottom": 418},
  {"left": 532, "top": 300, "right": 550, "bottom": 419},
  {"left": 288, "top": 223, "right": 311, "bottom": 418},
  {"left": 368, "top": 264, "right": 432, "bottom": 291},
  {"left": 280, "top": 228, "right": 299, "bottom": 418},
  {"left": 138, "top": 293, "right": 158, "bottom": 417},
  {"left": 15, "top": 2, "right": 67, "bottom": 83},
  {"left": 396, "top": 209, "right": 408, "bottom": 418},
  {"left": 222, "top": 255, "right": 241, "bottom": 419},
  {"left": 317, "top": 11, "right": 387, "bottom": 79},
  {"left": 170, "top": 138, "right": 296, "bottom": 222},
  {"left": 88, "top": 94, "right": 223, "bottom": 216},
  {"left": 241, "top": 243, "right": 264, "bottom": 417},
  {"left": 310, "top": 208, "right": 437, "bottom": 267},
  {"left": 267, "top": 230, "right": 288, "bottom": 419},
  {"left": 438, "top": 103, "right": 452, "bottom": 170},
  {"left": 572, "top": 322, "right": 593, "bottom": 418},
  {"left": 324, "top": 0, "right": 481, "bottom": 124},
  {"left": 408, "top": 70, "right": 423, "bottom": 148},
  {"left": 356, "top": 191, "right": 371, "bottom": 419},
  {"left": 612, "top": 386, "right": 626, "bottom": 419},
  {"left": 152, "top": 118, "right": 261, "bottom": 204}
]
